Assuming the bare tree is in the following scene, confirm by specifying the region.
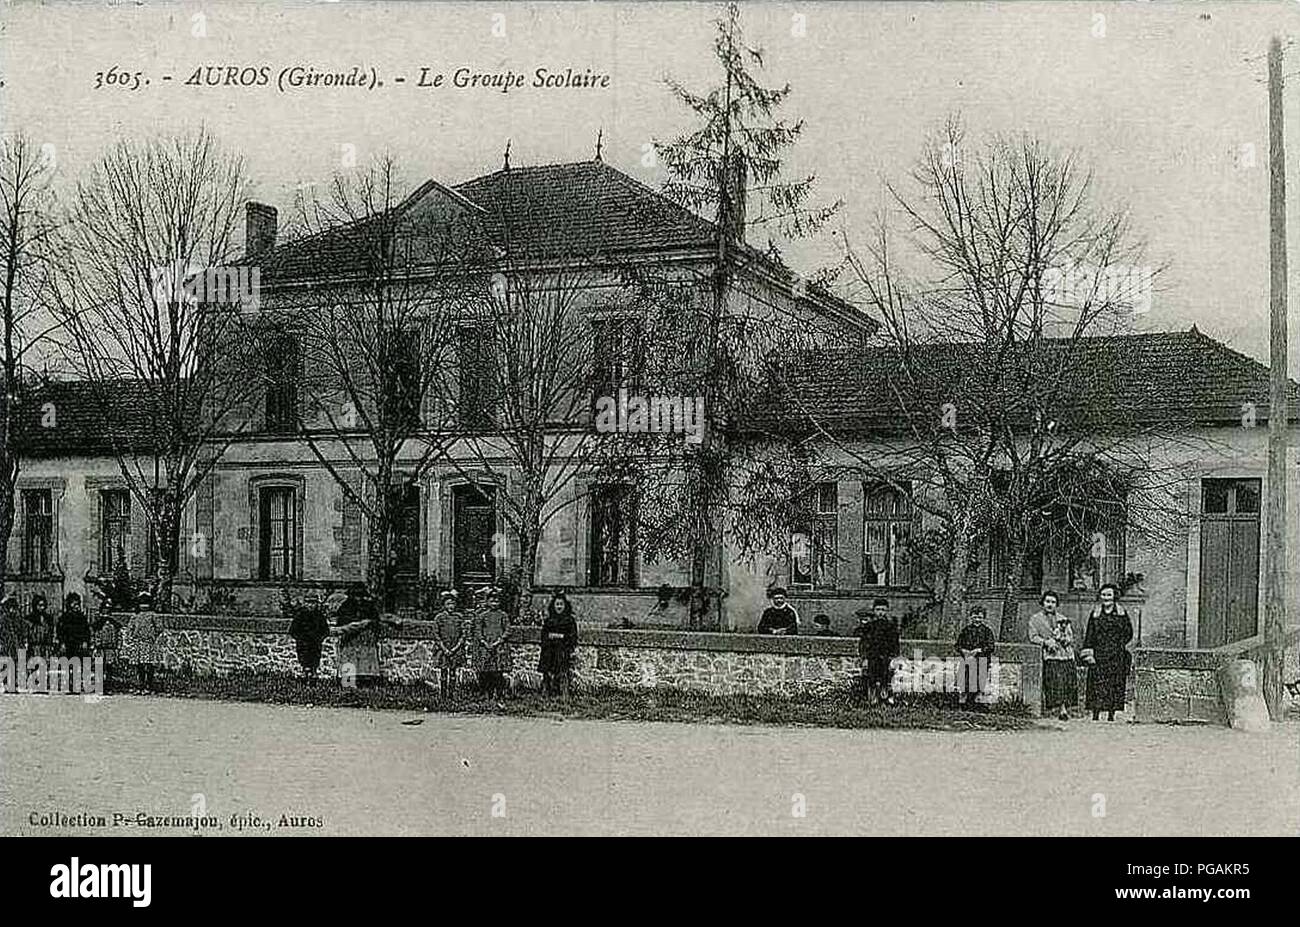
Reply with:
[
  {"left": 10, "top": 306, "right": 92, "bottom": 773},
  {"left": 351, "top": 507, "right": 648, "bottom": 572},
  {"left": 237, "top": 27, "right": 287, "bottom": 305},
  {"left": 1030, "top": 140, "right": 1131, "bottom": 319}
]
[
  {"left": 814, "top": 119, "right": 1197, "bottom": 637},
  {"left": 453, "top": 254, "right": 606, "bottom": 621},
  {"left": 49, "top": 128, "right": 256, "bottom": 607},
  {"left": 286, "top": 156, "right": 477, "bottom": 611},
  {"left": 0, "top": 134, "right": 60, "bottom": 589}
]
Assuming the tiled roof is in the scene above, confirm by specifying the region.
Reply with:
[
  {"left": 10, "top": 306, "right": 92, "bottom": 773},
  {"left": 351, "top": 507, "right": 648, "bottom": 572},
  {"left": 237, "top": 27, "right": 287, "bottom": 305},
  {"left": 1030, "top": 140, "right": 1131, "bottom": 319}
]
[
  {"left": 14, "top": 380, "right": 166, "bottom": 458},
  {"left": 254, "top": 159, "right": 861, "bottom": 324},
  {"left": 750, "top": 328, "right": 1300, "bottom": 436}
]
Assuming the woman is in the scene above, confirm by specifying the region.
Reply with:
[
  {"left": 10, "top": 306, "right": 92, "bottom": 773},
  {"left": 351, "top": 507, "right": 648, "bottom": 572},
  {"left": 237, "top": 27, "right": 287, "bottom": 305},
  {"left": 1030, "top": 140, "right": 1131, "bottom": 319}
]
[
  {"left": 122, "top": 591, "right": 164, "bottom": 692},
  {"left": 1028, "top": 590, "right": 1078, "bottom": 721},
  {"left": 0, "top": 594, "right": 29, "bottom": 670},
  {"left": 432, "top": 589, "right": 467, "bottom": 700},
  {"left": 1081, "top": 583, "right": 1133, "bottom": 721},
  {"left": 472, "top": 587, "right": 511, "bottom": 698},
  {"left": 56, "top": 592, "right": 93, "bottom": 660},
  {"left": 538, "top": 589, "right": 578, "bottom": 700}
]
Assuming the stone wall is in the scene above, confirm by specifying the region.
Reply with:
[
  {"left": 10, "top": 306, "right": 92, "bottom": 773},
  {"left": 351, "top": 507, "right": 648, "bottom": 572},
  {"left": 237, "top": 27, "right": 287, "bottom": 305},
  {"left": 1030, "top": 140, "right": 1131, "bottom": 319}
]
[
  {"left": 146, "top": 614, "right": 1040, "bottom": 708},
  {"left": 1132, "top": 649, "right": 1229, "bottom": 724}
]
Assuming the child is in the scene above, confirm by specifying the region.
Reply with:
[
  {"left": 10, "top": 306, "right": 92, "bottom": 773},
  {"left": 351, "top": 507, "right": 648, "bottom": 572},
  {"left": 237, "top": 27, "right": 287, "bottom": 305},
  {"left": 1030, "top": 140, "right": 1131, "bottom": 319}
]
[
  {"left": 538, "top": 589, "right": 578, "bottom": 700},
  {"left": 812, "top": 614, "right": 834, "bottom": 637},
  {"left": 123, "top": 591, "right": 164, "bottom": 692},
  {"left": 856, "top": 598, "right": 900, "bottom": 706},
  {"left": 56, "top": 592, "right": 92, "bottom": 659},
  {"left": 472, "top": 588, "right": 511, "bottom": 699},
  {"left": 432, "top": 589, "right": 466, "bottom": 700}
]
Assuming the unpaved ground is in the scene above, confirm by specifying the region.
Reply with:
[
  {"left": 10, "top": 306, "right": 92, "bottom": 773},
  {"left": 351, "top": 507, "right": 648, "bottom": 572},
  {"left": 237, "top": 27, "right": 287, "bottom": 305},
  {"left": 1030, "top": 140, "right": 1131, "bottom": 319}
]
[{"left": 2, "top": 693, "right": 1296, "bottom": 836}]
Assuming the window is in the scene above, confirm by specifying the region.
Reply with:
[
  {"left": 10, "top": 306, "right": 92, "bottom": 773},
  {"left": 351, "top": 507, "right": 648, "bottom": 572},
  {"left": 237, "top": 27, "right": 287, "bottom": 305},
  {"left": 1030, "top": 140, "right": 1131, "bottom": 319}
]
[
  {"left": 21, "top": 489, "right": 53, "bottom": 575},
  {"left": 588, "top": 483, "right": 637, "bottom": 587},
  {"left": 862, "top": 482, "right": 914, "bottom": 587},
  {"left": 258, "top": 486, "right": 297, "bottom": 580},
  {"left": 791, "top": 481, "right": 838, "bottom": 589},
  {"left": 1202, "top": 478, "right": 1260, "bottom": 516},
  {"left": 100, "top": 489, "right": 131, "bottom": 574},
  {"left": 385, "top": 328, "right": 423, "bottom": 431},
  {"left": 1067, "top": 501, "right": 1127, "bottom": 592},
  {"left": 457, "top": 325, "right": 496, "bottom": 428},
  {"left": 591, "top": 316, "right": 645, "bottom": 402},
  {"left": 265, "top": 330, "right": 300, "bottom": 433}
]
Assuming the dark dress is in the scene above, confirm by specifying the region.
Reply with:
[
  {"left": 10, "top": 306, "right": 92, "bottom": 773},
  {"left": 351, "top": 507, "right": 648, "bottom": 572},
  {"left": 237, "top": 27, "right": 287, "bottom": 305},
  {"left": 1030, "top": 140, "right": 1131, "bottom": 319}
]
[
  {"left": 756, "top": 605, "right": 799, "bottom": 635},
  {"left": 288, "top": 608, "right": 330, "bottom": 673},
  {"left": 1083, "top": 606, "right": 1133, "bottom": 712},
  {"left": 56, "top": 606, "right": 93, "bottom": 658},
  {"left": 858, "top": 617, "right": 900, "bottom": 690},
  {"left": 955, "top": 620, "right": 996, "bottom": 699},
  {"left": 538, "top": 607, "right": 578, "bottom": 675},
  {"left": 433, "top": 609, "right": 467, "bottom": 669}
]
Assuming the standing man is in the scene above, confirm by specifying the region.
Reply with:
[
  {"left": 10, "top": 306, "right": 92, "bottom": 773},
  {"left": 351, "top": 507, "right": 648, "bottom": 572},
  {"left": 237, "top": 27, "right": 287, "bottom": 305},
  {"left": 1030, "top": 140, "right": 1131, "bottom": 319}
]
[
  {"left": 857, "top": 598, "right": 900, "bottom": 705},
  {"left": 757, "top": 587, "right": 799, "bottom": 635}
]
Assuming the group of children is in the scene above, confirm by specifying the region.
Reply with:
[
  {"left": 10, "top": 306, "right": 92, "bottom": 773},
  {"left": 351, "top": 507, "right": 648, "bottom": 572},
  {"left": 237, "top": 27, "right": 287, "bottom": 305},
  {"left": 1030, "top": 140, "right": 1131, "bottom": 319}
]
[
  {"left": 331, "top": 583, "right": 516, "bottom": 700},
  {"left": 0, "top": 588, "right": 166, "bottom": 693}
]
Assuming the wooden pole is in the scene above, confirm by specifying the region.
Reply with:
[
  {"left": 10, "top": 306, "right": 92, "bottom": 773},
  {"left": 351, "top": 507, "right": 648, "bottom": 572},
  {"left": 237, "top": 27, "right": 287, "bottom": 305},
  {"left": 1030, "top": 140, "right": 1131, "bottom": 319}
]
[{"left": 1263, "top": 36, "right": 1289, "bottom": 720}]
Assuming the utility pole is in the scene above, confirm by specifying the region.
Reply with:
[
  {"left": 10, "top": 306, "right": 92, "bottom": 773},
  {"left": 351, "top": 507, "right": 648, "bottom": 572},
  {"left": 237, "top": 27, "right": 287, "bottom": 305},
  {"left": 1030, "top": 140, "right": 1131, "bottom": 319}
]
[{"left": 1263, "top": 36, "right": 1290, "bottom": 720}]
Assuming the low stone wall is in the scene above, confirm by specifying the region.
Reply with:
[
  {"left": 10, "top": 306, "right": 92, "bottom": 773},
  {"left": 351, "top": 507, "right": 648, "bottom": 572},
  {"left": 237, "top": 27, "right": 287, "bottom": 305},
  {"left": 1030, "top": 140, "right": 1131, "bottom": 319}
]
[
  {"left": 1132, "top": 648, "right": 1229, "bottom": 724},
  {"left": 144, "top": 614, "right": 1039, "bottom": 708}
]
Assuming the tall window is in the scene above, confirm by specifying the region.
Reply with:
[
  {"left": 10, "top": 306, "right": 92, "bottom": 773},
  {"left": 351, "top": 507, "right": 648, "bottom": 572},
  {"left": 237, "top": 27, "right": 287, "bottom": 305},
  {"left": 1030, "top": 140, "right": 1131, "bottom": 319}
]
[
  {"left": 265, "top": 330, "right": 300, "bottom": 433},
  {"left": 791, "top": 481, "right": 838, "bottom": 589},
  {"left": 588, "top": 483, "right": 637, "bottom": 587},
  {"left": 457, "top": 325, "right": 496, "bottom": 428},
  {"left": 258, "top": 486, "right": 297, "bottom": 580},
  {"left": 100, "top": 489, "right": 131, "bottom": 574},
  {"left": 21, "top": 489, "right": 53, "bottom": 575},
  {"left": 393, "top": 328, "right": 423, "bottom": 430},
  {"left": 1068, "top": 501, "right": 1128, "bottom": 592},
  {"left": 862, "top": 481, "right": 914, "bottom": 587},
  {"left": 591, "top": 316, "right": 645, "bottom": 401}
]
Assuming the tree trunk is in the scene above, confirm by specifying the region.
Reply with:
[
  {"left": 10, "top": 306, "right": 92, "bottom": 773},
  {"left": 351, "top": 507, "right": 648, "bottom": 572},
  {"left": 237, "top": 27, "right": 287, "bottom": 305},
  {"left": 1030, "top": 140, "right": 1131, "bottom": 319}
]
[
  {"left": 152, "top": 489, "right": 182, "bottom": 611},
  {"left": 517, "top": 523, "right": 539, "bottom": 625},
  {"left": 942, "top": 527, "right": 973, "bottom": 639},
  {"left": 999, "top": 532, "right": 1028, "bottom": 643},
  {"left": 0, "top": 463, "right": 14, "bottom": 590}
]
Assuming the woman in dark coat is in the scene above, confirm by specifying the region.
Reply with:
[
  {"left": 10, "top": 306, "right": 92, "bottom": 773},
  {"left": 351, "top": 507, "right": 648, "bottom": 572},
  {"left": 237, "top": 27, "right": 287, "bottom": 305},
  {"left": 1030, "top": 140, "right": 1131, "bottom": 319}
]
[
  {"left": 538, "top": 589, "right": 578, "bottom": 700},
  {"left": 1082, "top": 583, "right": 1133, "bottom": 721}
]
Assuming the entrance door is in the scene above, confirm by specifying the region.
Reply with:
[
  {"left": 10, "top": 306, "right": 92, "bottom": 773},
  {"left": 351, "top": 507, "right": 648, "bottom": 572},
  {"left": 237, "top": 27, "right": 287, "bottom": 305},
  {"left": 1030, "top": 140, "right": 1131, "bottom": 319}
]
[
  {"left": 453, "top": 484, "right": 496, "bottom": 589},
  {"left": 1198, "top": 478, "right": 1261, "bottom": 648}
]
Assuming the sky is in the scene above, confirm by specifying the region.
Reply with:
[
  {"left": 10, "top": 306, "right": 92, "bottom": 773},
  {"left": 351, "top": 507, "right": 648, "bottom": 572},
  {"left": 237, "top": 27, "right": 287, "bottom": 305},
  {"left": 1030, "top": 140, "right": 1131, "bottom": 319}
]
[{"left": 3, "top": 0, "right": 1300, "bottom": 372}]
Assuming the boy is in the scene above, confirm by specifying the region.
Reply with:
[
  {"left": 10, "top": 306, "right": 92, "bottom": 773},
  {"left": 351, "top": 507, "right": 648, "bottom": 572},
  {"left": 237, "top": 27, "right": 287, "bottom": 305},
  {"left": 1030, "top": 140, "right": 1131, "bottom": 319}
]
[{"left": 857, "top": 598, "right": 900, "bottom": 705}]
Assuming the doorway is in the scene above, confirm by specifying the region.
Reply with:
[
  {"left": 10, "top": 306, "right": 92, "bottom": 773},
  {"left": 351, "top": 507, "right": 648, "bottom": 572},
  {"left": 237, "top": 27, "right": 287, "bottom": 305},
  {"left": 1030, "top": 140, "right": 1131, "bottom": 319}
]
[
  {"left": 1197, "top": 478, "right": 1261, "bottom": 648},
  {"left": 452, "top": 484, "right": 497, "bottom": 589}
]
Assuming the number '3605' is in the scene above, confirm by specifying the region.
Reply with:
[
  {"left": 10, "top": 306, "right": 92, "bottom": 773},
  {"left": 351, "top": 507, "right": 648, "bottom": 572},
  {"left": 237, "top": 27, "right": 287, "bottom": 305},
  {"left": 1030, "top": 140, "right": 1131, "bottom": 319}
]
[{"left": 94, "top": 67, "right": 145, "bottom": 91}]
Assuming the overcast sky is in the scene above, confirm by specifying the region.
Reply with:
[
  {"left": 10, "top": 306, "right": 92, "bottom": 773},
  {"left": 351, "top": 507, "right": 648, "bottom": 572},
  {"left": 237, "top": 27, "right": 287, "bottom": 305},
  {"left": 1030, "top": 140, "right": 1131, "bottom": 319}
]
[{"left": 3, "top": 0, "right": 1300, "bottom": 372}]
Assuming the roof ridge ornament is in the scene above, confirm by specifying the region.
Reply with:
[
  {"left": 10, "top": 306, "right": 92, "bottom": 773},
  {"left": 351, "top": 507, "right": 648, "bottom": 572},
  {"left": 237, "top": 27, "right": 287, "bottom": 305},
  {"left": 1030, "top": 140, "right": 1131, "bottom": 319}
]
[{"left": 503, "top": 139, "right": 511, "bottom": 171}]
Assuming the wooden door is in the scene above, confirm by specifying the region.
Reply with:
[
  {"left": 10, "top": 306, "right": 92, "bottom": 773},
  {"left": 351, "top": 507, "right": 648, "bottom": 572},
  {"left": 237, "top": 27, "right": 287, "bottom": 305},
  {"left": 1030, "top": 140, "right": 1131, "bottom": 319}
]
[{"left": 1198, "top": 479, "right": 1261, "bottom": 648}]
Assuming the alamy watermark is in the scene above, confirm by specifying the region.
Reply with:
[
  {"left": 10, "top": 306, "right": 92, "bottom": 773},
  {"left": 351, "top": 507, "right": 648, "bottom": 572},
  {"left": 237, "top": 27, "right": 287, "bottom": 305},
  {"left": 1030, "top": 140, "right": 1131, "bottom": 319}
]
[
  {"left": 150, "top": 260, "right": 261, "bottom": 311},
  {"left": 889, "top": 648, "right": 1001, "bottom": 696},
  {"left": 593, "top": 389, "right": 705, "bottom": 444},
  {"left": 1043, "top": 262, "right": 1152, "bottom": 314},
  {"left": 1, "top": 650, "right": 105, "bottom": 695}
]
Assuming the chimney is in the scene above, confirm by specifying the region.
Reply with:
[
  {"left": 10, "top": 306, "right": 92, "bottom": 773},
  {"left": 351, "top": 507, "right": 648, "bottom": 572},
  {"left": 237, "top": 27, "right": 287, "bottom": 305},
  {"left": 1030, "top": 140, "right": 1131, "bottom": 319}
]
[
  {"left": 245, "top": 202, "right": 278, "bottom": 259},
  {"left": 724, "top": 152, "right": 747, "bottom": 245}
]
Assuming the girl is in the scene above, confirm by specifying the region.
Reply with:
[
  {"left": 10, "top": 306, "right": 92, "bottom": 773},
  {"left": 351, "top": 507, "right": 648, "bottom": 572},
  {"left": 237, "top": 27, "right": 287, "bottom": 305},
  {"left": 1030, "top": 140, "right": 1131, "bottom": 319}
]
[
  {"left": 122, "top": 591, "right": 164, "bottom": 692},
  {"left": 1081, "top": 583, "right": 1133, "bottom": 721},
  {"left": 56, "top": 592, "right": 92, "bottom": 659},
  {"left": 538, "top": 589, "right": 578, "bottom": 701}
]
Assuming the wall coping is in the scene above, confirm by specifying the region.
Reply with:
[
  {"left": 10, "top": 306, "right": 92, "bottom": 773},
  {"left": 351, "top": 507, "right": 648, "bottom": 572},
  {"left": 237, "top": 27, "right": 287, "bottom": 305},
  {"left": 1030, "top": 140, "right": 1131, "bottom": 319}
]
[
  {"left": 1133, "top": 647, "right": 1229, "bottom": 671},
  {"left": 141, "top": 613, "right": 1042, "bottom": 660}
]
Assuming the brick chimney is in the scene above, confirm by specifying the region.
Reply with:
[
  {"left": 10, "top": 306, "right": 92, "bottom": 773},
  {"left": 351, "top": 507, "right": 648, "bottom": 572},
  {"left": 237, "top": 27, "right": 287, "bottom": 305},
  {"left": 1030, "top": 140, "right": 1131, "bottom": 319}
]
[{"left": 245, "top": 202, "right": 278, "bottom": 259}]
